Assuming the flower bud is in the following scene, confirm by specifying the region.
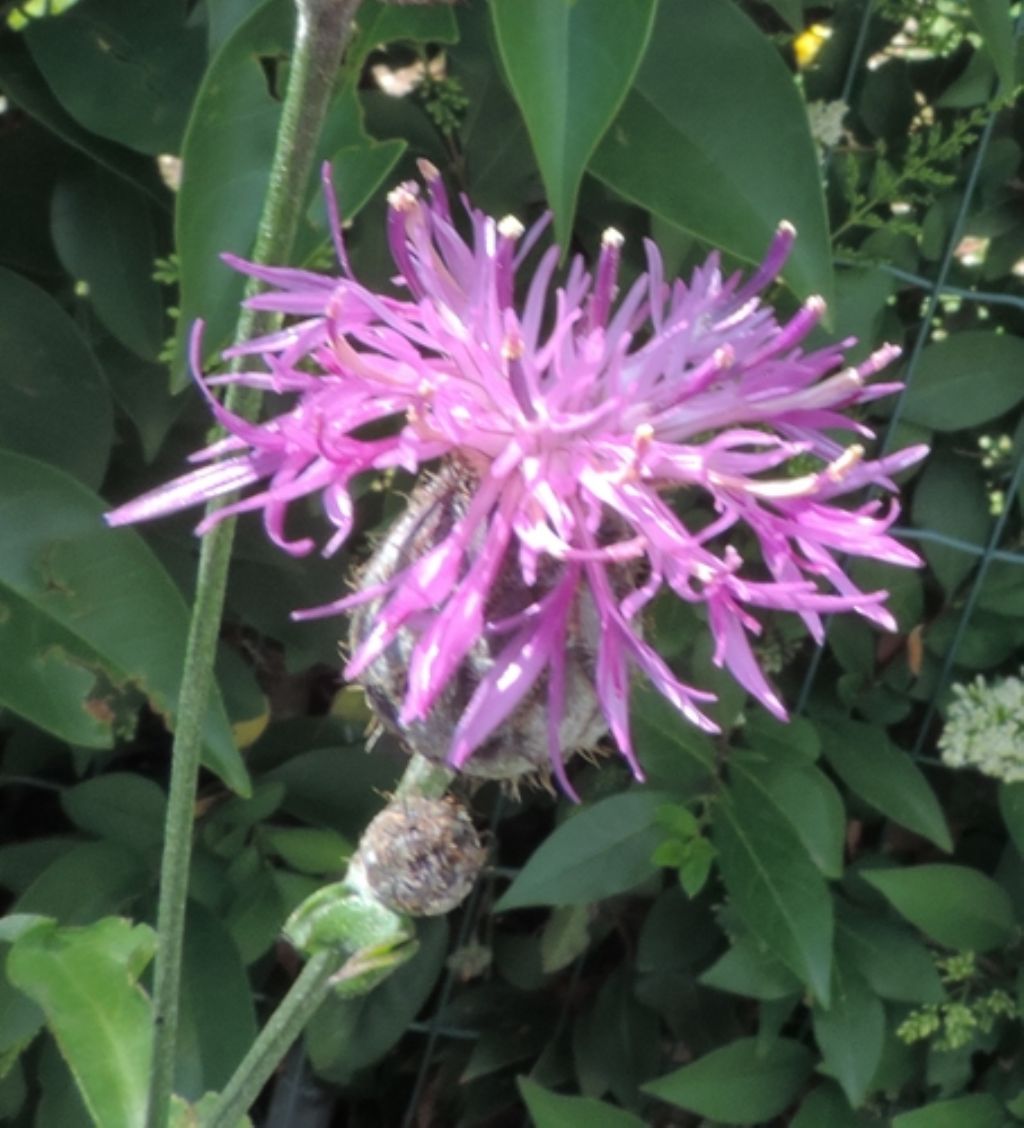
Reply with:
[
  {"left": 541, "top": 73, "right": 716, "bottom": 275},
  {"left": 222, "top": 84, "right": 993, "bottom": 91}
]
[
  {"left": 350, "top": 464, "right": 608, "bottom": 781},
  {"left": 354, "top": 795, "right": 486, "bottom": 916}
]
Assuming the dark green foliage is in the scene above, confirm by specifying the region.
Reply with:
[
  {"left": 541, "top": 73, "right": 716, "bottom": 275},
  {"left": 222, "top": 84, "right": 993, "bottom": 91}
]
[{"left": 2, "top": 0, "right": 1024, "bottom": 1124}]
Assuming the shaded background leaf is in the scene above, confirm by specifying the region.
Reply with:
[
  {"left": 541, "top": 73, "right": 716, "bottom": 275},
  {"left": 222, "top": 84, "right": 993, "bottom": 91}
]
[
  {"left": 491, "top": 0, "right": 657, "bottom": 248},
  {"left": 0, "top": 451, "right": 251, "bottom": 792},
  {"left": 862, "top": 866, "right": 1014, "bottom": 952},
  {"left": 0, "top": 267, "right": 112, "bottom": 489},
  {"left": 591, "top": 0, "right": 832, "bottom": 304}
]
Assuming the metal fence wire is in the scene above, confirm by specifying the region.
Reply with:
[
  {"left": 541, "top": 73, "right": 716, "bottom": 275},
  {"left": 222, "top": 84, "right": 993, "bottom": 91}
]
[{"left": 396, "top": 4, "right": 1024, "bottom": 1124}]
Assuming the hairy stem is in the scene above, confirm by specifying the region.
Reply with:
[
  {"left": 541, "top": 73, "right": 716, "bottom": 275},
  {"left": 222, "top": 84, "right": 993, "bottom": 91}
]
[
  {"left": 205, "top": 950, "right": 342, "bottom": 1128},
  {"left": 204, "top": 752, "right": 452, "bottom": 1125},
  {"left": 146, "top": 3, "right": 363, "bottom": 1125}
]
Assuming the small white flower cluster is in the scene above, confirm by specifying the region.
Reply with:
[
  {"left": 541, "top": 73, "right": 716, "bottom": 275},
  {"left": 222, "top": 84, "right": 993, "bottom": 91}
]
[
  {"left": 939, "top": 672, "right": 1024, "bottom": 782},
  {"left": 806, "top": 99, "right": 848, "bottom": 150}
]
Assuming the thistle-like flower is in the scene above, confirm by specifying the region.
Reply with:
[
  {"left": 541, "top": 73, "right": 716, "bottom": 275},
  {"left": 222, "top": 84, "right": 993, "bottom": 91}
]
[{"left": 107, "top": 163, "right": 926, "bottom": 792}]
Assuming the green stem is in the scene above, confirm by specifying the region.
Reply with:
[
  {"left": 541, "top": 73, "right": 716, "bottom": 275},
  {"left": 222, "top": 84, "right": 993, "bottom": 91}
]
[
  {"left": 394, "top": 753, "right": 457, "bottom": 800},
  {"left": 206, "top": 753, "right": 454, "bottom": 1126},
  {"left": 206, "top": 950, "right": 343, "bottom": 1128},
  {"left": 146, "top": 3, "right": 363, "bottom": 1126}
]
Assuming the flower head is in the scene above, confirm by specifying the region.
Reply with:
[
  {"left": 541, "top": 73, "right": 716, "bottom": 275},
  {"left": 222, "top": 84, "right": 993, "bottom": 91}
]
[
  {"left": 939, "top": 671, "right": 1024, "bottom": 782},
  {"left": 108, "top": 163, "right": 926, "bottom": 793}
]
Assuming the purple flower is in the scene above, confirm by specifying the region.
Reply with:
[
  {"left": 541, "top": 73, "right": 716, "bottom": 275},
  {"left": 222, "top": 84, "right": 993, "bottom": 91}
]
[{"left": 108, "top": 163, "right": 926, "bottom": 792}]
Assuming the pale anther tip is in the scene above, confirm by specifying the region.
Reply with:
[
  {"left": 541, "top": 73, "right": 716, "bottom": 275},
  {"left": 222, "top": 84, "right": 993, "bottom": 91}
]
[
  {"left": 502, "top": 334, "right": 525, "bottom": 360},
  {"left": 417, "top": 158, "right": 440, "bottom": 182},
  {"left": 387, "top": 184, "right": 419, "bottom": 212},
  {"left": 498, "top": 215, "right": 525, "bottom": 240},
  {"left": 778, "top": 219, "right": 797, "bottom": 236},
  {"left": 806, "top": 294, "right": 827, "bottom": 314},
  {"left": 602, "top": 227, "right": 625, "bottom": 249},
  {"left": 714, "top": 344, "right": 735, "bottom": 367}
]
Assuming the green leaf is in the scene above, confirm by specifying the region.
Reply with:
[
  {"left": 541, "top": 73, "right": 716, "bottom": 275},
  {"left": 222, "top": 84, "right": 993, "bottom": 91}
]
[
  {"left": 1000, "top": 782, "right": 1024, "bottom": 858},
  {"left": 519, "top": 1077, "right": 646, "bottom": 1128},
  {"left": 591, "top": 0, "right": 832, "bottom": 305},
  {"left": 0, "top": 1058, "right": 26, "bottom": 1120},
  {"left": 901, "top": 332, "right": 1024, "bottom": 431},
  {"left": 0, "top": 917, "right": 49, "bottom": 1073},
  {"left": 172, "top": 0, "right": 295, "bottom": 381},
  {"left": 449, "top": 1, "right": 539, "bottom": 217},
  {"left": 0, "top": 450, "right": 250, "bottom": 793},
  {"left": 832, "top": 265, "right": 897, "bottom": 365},
  {"left": 811, "top": 961, "right": 885, "bottom": 1107},
  {"left": 836, "top": 908, "right": 944, "bottom": 1004},
  {"left": 631, "top": 686, "right": 716, "bottom": 797},
  {"left": 978, "top": 559, "right": 1024, "bottom": 618},
  {"left": 0, "top": 34, "right": 161, "bottom": 201},
  {"left": 99, "top": 340, "right": 184, "bottom": 465},
  {"left": 712, "top": 789, "right": 834, "bottom": 1002},
  {"left": 223, "top": 865, "right": 286, "bottom": 966},
  {"left": 0, "top": 915, "right": 51, "bottom": 945},
  {"left": 495, "top": 790, "right": 671, "bottom": 910},
  {"left": 174, "top": 0, "right": 453, "bottom": 384},
  {"left": 305, "top": 918, "right": 447, "bottom": 1082},
  {"left": 261, "top": 827, "right": 351, "bottom": 875},
  {"left": 676, "top": 835, "right": 716, "bottom": 898},
  {"left": 793, "top": 1083, "right": 875, "bottom": 1127},
  {"left": 51, "top": 166, "right": 164, "bottom": 359},
  {"left": 7, "top": 918, "right": 155, "bottom": 1128},
  {"left": 60, "top": 774, "right": 166, "bottom": 853},
  {"left": 643, "top": 1036, "right": 814, "bottom": 1124},
  {"left": 967, "top": 0, "right": 1016, "bottom": 95},
  {"left": 13, "top": 842, "right": 147, "bottom": 924},
  {"left": 540, "top": 905, "right": 592, "bottom": 974},
  {"left": 36, "top": 1033, "right": 90, "bottom": 1126},
  {"left": 176, "top": 906, "right": 257, "bottom": 1097},
  {"left": 0, "top": 266, "right": 113, "bottom": 489},
  {"left": 23, "top": 0, "right": 205, "bottom": 154},
  {"left": 700, "top": 936, "right": 802, "bottom": 1001},
  {"left": 0, "top": 838, "right": 78, "bottom": 897},
  {"left": 911, "top": 451, "right": 990, "bottom": 594},
  {"left": 744, "top": 711, "right": 821, "bottom": 764},
  {"left": 265, "top": 744, "right": 402, "bottom": 833},
  {"left": 637, "top": 886, "right": 722, "bottom": 974},
  {"left": 491, "top": 0, "right": 657, "bottom": 248},
  {"left": 862, "top": 865, "right": 1014, "bottom": 952},
  {"left": 820, "top": 719, "right": 951, "bottom": 852},
  {"left": 892, "top": 1093, "right": 1005, "bottom": 1128},
  {"left": 344, "top": 0, "right": 459, "bottom": 75},
  {"left": 321, "top": 137, "right": 405, "bottom": 233},
  {"left": 573, "top": 965, "right": 660, "bottom": 1106},
  {"left": 764, "top": 0, "right": 803, "bottom": 29},
  {"left": 732, "top": 756, "right": 845, "bottom": 878}
]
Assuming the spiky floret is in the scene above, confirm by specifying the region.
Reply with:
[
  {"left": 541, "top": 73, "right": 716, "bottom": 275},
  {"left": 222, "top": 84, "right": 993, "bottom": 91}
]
[{"left": 108, "top": 163, "right": 925, "bottom": 793}]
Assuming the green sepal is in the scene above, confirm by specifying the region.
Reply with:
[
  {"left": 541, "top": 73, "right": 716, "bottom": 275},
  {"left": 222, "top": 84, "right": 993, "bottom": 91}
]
[{"left": 283, "top": 880, "right": 418, "bottom": 998}]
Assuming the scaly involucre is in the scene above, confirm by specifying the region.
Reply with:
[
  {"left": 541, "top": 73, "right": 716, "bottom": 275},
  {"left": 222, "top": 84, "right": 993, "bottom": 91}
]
[{"left": 108, "top": 164, "right": 926, "bottom": 792}]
